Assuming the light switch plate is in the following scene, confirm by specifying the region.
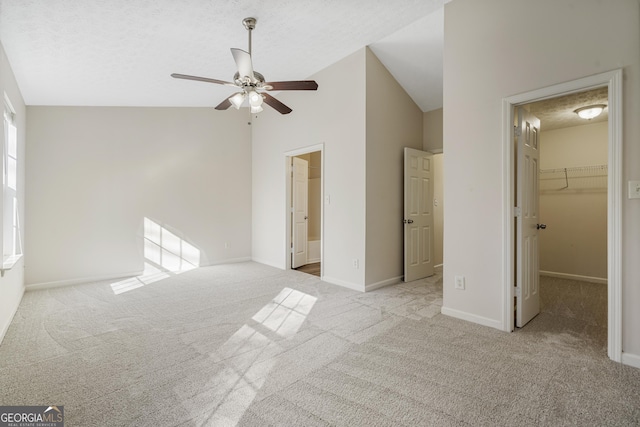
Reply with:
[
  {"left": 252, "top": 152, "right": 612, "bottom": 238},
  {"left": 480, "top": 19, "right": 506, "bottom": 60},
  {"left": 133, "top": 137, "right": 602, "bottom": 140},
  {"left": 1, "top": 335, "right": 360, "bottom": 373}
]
[{"left": 629, "top": 181, "right": 640, "bottom": 199}]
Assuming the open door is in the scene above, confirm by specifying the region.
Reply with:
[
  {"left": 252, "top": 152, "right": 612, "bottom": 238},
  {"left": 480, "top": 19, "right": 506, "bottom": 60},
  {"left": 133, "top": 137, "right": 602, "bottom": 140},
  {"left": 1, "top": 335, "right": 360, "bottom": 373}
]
[
  {"left": 516, "top": 108, "right": 541, "bottom": 327},
  {"left": 404, "top": 148, "right": 435, "bottom": 282},
  {"left": 291, "top": 156, "right": 309, "bottom": 268}
]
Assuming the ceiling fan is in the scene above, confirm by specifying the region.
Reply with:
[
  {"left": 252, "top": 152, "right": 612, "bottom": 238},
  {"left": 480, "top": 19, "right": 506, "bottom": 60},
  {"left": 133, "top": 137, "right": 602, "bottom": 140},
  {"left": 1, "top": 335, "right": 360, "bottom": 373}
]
[{"left": 171, "top": 17, "right": 318, "bottom": 115}]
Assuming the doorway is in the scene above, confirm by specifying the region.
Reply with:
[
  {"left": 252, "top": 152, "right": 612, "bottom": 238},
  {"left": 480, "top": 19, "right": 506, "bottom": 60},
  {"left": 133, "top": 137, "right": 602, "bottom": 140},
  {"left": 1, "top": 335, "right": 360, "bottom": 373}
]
[
  {"left": 514, "top": 88, "right": 609, "bottom": 339},
  {"left": 502, "top": 69, "right": 622, "bottom": 362},
  {"left": 285, "top": 145, "right": 323, "bottom": 278}
]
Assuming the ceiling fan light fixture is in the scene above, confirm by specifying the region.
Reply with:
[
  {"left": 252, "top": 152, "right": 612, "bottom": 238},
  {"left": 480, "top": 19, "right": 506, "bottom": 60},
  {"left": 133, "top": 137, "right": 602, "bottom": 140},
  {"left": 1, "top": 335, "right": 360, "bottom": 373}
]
[
  {"left": 248, "top": 90, "right": 263, "bottom": 107},
  {"left": 171, "top": 17, "right": 317, "bottom": 115},
  {"left": 229, "top": 92, "right": 245, "bottom": 109},
  {"left": 574, "top": 104, "right": 606, "bottom": 120}
]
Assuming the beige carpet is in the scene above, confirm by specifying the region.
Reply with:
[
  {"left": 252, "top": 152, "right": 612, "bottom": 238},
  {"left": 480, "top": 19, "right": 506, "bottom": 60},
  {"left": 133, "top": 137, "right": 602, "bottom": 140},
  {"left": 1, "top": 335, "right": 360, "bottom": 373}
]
[{"left": 0, "top": 262, "right": 638, "bottom": 426}]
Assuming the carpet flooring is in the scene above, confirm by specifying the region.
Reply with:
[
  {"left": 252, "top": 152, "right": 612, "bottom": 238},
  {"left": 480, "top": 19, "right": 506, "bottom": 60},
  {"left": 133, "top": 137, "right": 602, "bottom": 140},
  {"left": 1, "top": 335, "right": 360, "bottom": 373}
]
[{"left": 0, "top": 262, "right": 638, "bottom": 426}]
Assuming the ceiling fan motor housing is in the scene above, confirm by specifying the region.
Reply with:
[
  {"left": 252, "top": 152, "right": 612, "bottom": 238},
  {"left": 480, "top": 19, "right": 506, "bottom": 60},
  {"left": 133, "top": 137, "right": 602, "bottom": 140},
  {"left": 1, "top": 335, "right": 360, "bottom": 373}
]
[
  {"left": 234, "top": 71, "right": 266, "bottom": 87},
  {"left": 242, "top": 17, "right": 257, "bottom": 31}
]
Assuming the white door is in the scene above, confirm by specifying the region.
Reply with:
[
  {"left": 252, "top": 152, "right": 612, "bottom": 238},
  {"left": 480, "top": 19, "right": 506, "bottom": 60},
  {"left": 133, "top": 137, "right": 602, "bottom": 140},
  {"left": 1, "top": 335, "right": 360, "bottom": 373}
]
[
  {"left": 291, "top": 157, "right": 309, "bottom": 268},
  {"left": 404, "top": 148, "right": 435, "bottom": 282},
  {"left": 516, "top": 108, "right": 541, "bottom": 327}
]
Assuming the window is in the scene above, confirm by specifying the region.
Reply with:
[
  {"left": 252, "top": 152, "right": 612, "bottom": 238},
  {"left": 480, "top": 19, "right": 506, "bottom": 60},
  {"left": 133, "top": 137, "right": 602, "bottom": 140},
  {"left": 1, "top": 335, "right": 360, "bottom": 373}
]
[{"left": 2, "top": 94, "right": 22, "bottom": 271}]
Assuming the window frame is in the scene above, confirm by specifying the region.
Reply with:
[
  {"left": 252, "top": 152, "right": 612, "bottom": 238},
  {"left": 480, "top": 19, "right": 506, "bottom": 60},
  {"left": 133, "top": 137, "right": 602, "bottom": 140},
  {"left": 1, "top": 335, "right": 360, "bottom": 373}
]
[{"left": 1, "top": 93, "right": 22, "bottom": 274}]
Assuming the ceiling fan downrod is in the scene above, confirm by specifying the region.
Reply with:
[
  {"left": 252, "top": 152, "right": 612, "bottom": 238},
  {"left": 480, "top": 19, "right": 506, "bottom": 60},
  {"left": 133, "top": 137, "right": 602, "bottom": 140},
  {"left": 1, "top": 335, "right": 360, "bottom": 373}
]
[{"left": 243, "top": 17, "right": 257, "bottom": 56}]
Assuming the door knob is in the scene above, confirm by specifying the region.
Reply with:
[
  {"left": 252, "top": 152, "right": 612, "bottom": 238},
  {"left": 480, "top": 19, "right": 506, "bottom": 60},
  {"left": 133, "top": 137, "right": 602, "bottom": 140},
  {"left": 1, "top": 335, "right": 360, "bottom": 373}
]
[
  {"left": 403, "top": 219, "right": 414, "bottom": 224},
  {"left": 536, "top": 223, "right": 547, "bottom": 230},
  {"left": 304, "top": 216, "right": 308, "bottom": 220}
]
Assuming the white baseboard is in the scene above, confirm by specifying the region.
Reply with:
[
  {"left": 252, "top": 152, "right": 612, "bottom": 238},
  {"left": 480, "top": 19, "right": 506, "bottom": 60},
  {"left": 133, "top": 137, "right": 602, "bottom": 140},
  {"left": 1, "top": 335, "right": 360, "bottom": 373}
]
[
  {"left": 26, "top": 270, "right": 144, "bottom": 291},
  {"left": 441, "top": 306, "right": 503, "bottom": 331},
  {"left": 434, "top": 263, "right": 444, "bottom": 269},
  {"left": 540, "top": 271, "right": 607, "bottom": 285},
  {"left": 27, "top": 257, "right": 255, "bottom": 292},
  {"left": 205, "top": 257, "right": 253, "bottom": 266},
  {"left": 621, "top": 352, "right": 640, "bottom": 370},
  {"left": 322, "top": 276, "right": 364, "bottom": 292},
  {"left": 0, "top": 285, "right": 25, "bottom": 346},
  {"left": 365, "top": 276, "right": 403, "bottom": 292},
  {"left": 251, "top": 257, "right": 285, "bottom": 270}
]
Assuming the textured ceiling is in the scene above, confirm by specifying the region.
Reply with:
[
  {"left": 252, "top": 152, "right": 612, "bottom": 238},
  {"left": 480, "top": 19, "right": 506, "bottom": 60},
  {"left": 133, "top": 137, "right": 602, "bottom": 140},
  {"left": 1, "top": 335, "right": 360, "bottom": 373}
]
[
  {"left": 0, "top": 0, "right": 447, "bottom": 110},
  {"left": 526, "top": 87, "right": 609, "bottom": 131}
]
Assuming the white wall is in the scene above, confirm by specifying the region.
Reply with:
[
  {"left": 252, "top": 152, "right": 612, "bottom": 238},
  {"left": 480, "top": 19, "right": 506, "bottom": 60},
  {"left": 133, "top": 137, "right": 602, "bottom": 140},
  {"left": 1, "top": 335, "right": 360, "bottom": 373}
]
[
  {"left": 252, "top": 49, "right": 367, "bottom": 289},
  {"left": 0, "top": 41, "right": 26, "bottom": 343},
  {"left": 308, "top": 177, "right": 321, "bottom": 242},
  {"left": 295, "top": 152, "right": 322, "bottom": 242},
  {"left": 424, "top": 108, "right": 443, "bottom": 151},
  {"left": 423, "top": 110, "right": 444, "bottom": 267},
  {"left": 365, "top": 48, "right": 423, "bottom": 288},
  {"left": 252, "top": 47, "right": 423, "bottom": 290},
  {"left": 539, "top": 122, "right": 608, "bottom": 280},
  {"left": 26, "top": 107, "right": 252, "bottom": 286},
  {"left": 443, "top": 0, "right": 640, "bottom": 358}
]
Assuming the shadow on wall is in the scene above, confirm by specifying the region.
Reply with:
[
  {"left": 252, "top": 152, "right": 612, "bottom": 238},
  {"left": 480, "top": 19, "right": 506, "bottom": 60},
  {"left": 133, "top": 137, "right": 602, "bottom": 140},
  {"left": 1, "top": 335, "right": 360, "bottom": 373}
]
[{"left": 110, "top": 217, "right": 200, "bottom": 295}]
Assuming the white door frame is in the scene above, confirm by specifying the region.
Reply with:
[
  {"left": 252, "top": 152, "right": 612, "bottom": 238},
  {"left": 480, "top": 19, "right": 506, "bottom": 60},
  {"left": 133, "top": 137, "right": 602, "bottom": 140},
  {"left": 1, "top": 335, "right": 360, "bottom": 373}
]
[
  {"left": 501, "top": 69, "right": 622, "bottom": 362},
  {"left": 284, "top": 143, "right": 324, "bottom": 277}
]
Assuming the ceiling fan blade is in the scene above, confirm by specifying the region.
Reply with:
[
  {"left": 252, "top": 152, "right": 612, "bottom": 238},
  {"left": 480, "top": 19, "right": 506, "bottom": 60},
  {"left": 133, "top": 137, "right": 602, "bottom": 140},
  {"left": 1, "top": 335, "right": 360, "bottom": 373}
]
[
  {"left": 263, "top": 93, "right": 292, "bottom": 115},
  {"left": 265, "top": 80, "right": 318, "bottom": 91},
  {"left": 171, "top": 73, "right": 236, "bottom": 87},
  {"left": 230, "top": 48, "right": 255, "bottom": 81},
  {"left": 215, "top": 97, "right": 233, "bottom": 110}
]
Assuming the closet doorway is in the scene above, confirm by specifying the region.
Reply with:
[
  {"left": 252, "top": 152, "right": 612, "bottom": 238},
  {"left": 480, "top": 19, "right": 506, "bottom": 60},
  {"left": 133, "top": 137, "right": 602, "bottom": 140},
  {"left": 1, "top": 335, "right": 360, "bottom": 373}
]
[
  {"left": 503, "top": 69, "right": 622, "bottom": 362},
  {"left": 514, "top": 86, "right": 611, "bottom": 350}
]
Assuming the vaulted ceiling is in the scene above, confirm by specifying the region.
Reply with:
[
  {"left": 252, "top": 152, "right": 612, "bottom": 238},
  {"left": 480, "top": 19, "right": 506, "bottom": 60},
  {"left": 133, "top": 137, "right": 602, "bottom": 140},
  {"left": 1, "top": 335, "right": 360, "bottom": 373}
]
[{"left": 0, "top": 0, "right": 446, "bottom": 112}]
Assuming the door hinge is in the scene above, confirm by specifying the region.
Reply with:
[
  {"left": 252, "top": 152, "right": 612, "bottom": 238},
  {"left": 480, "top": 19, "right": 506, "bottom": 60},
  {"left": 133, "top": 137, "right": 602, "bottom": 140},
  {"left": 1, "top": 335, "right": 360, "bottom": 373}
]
[
  {"left": 513, "top": 207, "right": 521, "bottom": 217},
  {"left": 514, "top": 125, "right": 522, "bottom": 137},
  {"left": 514, "top": 286, "right": 521, "bottom": 298}
]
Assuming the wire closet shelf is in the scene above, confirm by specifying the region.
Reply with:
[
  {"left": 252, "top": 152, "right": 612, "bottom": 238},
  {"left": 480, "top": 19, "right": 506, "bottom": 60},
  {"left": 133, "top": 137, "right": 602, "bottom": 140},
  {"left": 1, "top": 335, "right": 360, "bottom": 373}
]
[{"left": 539, "top": 164, "right": 607, "bottom": 192}]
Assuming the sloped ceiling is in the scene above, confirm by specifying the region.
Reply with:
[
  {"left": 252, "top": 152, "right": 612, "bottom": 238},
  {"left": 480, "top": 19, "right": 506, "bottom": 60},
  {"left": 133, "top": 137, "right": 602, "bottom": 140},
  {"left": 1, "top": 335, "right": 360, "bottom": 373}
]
[{"left": 0, "top": 0, "right": 447, "bottom": 111}]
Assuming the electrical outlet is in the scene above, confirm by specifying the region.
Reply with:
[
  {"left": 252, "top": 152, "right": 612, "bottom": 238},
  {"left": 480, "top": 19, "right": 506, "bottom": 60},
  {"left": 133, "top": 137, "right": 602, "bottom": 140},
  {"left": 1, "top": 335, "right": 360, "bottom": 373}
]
[
  {"left": 352, "top": 259, "right": 359, "bottom": 269},
  {"left": 455, "top": 276, "right": 465, "bottom": 290}
]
